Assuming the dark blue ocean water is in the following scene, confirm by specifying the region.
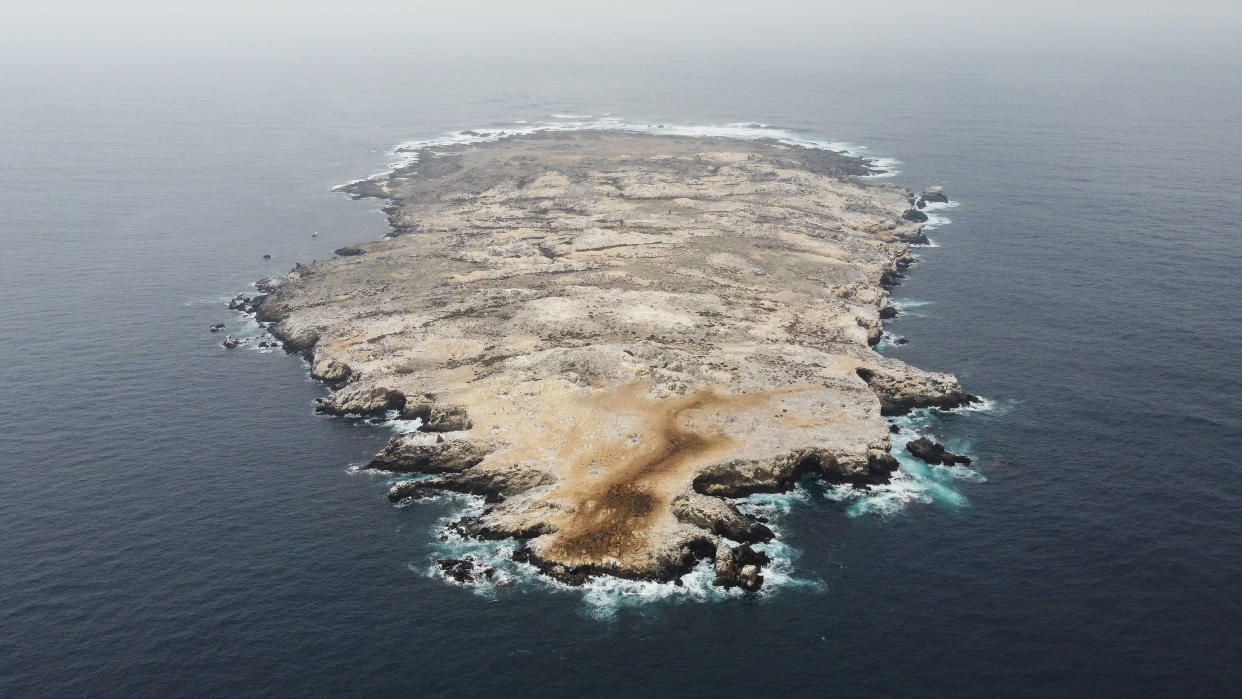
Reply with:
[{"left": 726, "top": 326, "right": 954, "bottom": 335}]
[{"left": 2, "top": 50, "right": 1240, "bottom": 696}]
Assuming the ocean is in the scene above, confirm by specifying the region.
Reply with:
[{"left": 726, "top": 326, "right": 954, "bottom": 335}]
[{"left": 1, "top": 49, "right": 1239, "bottom": 695}]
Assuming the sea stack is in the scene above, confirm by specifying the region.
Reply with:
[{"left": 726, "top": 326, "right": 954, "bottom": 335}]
[{"left": 253, "top": 131, "right": 972, "bottom": 589}]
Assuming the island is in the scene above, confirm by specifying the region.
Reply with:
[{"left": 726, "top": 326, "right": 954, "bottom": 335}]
[{"left": 250, "top": 130, "right": 973, "bottom": 591}]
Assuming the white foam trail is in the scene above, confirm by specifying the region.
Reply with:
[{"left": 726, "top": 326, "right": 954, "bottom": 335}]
[
  {"left": 185, "top": 295, "right": 235, "bottom": 307},
  {"left": 890, "top": 298, "right": 932, "bottom": 317},
  {"left": 890, "top": 298, "right": 932, "bottom": 308}
]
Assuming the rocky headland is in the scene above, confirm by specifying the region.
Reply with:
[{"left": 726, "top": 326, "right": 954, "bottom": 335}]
[{"left": 250, "top": 130, "right": 973, "bottom": 590}]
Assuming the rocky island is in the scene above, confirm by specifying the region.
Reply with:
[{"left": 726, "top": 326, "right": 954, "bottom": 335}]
[{"left": 251, "top": 131, "right": 973, "bottom": 591}]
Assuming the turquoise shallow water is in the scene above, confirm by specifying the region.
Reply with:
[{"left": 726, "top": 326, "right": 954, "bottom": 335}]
[{"left": 1, "top": 49, "right": 1240, "bottom": 695}]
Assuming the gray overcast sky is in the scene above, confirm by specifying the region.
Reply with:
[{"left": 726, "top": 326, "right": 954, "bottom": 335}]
[{"left": 5, "top": 0, "right": 1241, "bottom": 59}]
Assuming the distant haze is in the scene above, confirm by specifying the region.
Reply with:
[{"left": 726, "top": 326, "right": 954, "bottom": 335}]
[{"left": 5, "top": 0, "right": 1242, "bottom": 61}]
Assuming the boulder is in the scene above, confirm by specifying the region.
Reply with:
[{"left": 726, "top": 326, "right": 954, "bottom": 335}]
[
  {"left": 400, "top": 398, "right": 474, "bottom": 432},
  {"left": 918, "top": 186, "right": 949, "bottom": 205},
  {"left": 209, "top": 322, "right": 226, "bottom": 333},
  {"left": 712, "top": 541, "right": 769, "bottom": 590},
  {"left": 221, "top": 335, "right": 244, "bottom": 349},
  {"left": 311, "top": 357, "right": 352, "bottom": 383},
  {"left": 905, "top": 437, "right": 972, "bottom": 465},
  {"left": 738, "top": 565, "right": 763, "bottom": 592}
]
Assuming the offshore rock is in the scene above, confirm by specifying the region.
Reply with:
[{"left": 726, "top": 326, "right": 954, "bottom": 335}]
[
  {"left": 436, "top": 557, "right": 494, "bottom": 584},
  {"left": 916, "top": 186, "right": 949, "bottom": 208},
  {"left": 905, "top": 436, "right": 972, "bottom": 465},
  {"left": 257, "top": 131, "right": 971, "bottom": 585}
]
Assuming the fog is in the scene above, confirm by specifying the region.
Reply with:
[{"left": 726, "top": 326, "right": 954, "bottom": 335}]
[{"left": 6, "top": 0, "right": 1241, "bottom": 63}]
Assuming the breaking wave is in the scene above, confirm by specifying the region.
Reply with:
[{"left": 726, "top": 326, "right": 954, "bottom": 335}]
[{"left": 335, "top": 116, "right": 902, "bottom": 187}]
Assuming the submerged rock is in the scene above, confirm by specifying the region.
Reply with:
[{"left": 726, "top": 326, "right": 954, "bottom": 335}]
[{"left": 436, "top": 557, "right": 494, "bottom": 584}]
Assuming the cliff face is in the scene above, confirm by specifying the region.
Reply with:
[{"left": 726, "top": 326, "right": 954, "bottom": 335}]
[{"left": 255, "top": 131, "right": 971, "bottom": 588}]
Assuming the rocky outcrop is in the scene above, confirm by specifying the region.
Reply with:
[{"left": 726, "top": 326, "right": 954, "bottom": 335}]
[
  {"left": 209, "top": 322, "right": 226, "bottom": 333},
  {"left": 905, "top": 437, "right": 972, "bottom": 465},
  {"left": 255, "top": 131, "right": 971, "bottom": 588},
  {"left": 671, "top": 492, "right": 773, "bottom": 544},
  {"left": 388, "top": 464, "right": 557, "bottom": 503},
  {"left": 436, "top": 557, "right": 495, "bottom": 584},
  {"left": 227, "top": 294, "right": 260, "bottom": 314},
  {"left": 916, "top": 186, "right": 949, "bottom": 209},
  {"left": 311, "top": 358, "right": 351, "bottom": 383},
  {"left": 221, "top": 335, "right": 244, "bottom": 349},
  {"left": 713, "top": 541, "right": 769, "bottom": 591},
  {"left": 855, "top": 366, "right": 977, "bottom": 416},
  {"left": 316, "top": 385, "right": 405, "bottom": 416},
  {"left": 902, "top": 208, "right": 929, "bottom": 223},
  {"left": 366, "top": 433, "right": 493, "bottom": 473}
]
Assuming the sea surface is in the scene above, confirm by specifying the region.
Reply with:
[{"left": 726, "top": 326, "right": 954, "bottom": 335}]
[{"left": 1, "top": 50, "right": 1240, "bottom": 696}]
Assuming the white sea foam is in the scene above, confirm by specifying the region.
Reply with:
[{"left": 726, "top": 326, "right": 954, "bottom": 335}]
[
  {"left": 889, "top": 298, "right": 932, "bottom": 318},
  {"left": 385, "top": 402, "right": 990, "bottom": 612},
  {"left": 386, "top": 416, "right": 425, "bottom": 434},
  {"left": 890, "top": 298, "right": 932, "bottom": 309},
  {"left": 875, "top": 332, "right": 907, "bottom": 350},
  {"left": 185, "top": 295, "right": 235, "bottom": 307},
  {"left": 334, "top": 118, "right": 902, "bottom": 190},
  {"left": 406, "top": 481, "right": 823, "bottom": 618}
]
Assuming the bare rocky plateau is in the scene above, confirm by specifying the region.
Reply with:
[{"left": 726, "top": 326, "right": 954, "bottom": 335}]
[{"left": 251, "top": 130, "right": 974, "bottom": 591}]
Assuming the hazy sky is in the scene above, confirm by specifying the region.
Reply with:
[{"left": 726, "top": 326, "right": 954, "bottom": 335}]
[{"left": 7, "top": 0, "right": 1241, "bottom": 60}]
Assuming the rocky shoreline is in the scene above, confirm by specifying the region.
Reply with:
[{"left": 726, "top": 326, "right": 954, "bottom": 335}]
[{"left": 242, "top": 130, "right": 973, "bottom": 591}]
